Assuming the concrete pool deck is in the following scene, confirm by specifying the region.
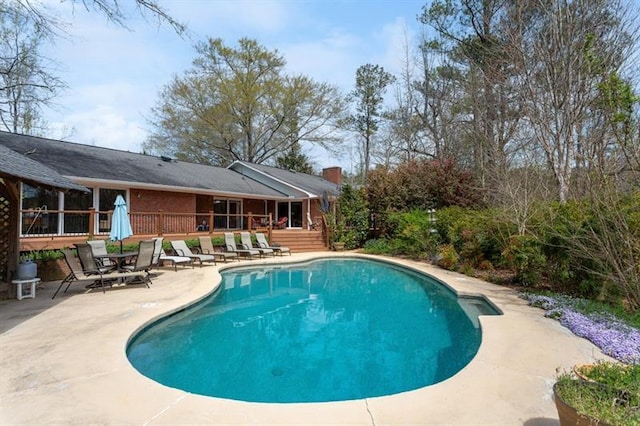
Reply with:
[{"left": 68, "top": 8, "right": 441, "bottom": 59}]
[{"left": 0, "top": 252, "right": 611, "bottom": 425}]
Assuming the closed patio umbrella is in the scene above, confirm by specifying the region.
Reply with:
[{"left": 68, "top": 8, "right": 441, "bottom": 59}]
[{"left": 109, "top": 195, "right": 133, "bottom": 253}]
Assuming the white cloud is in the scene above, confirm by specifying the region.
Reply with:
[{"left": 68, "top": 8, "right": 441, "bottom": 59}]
[{"left": 51, "top": 104, "right": 146, "bottom": 152}]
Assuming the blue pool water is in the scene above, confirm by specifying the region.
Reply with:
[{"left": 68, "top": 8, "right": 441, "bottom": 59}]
[{"left": 127, "top": 258, "right": 490, "bottom": 403}]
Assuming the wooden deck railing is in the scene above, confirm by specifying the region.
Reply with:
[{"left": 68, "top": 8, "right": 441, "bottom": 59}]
[{"left": 19, "top": 208, "right": 274, "bottom": 239}]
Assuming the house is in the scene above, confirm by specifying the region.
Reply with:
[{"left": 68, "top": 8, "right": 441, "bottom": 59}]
[{"left": 0, "top": 131, "right": 342, "bottom": 254}]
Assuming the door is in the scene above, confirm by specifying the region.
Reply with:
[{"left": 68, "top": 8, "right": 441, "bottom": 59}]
[{"left": 276, "top": 201, "right": 303, "bottom": 228}]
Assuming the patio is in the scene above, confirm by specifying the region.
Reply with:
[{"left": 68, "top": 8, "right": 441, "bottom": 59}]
[{"left": 0, "top": 253, "right": 611, "bottom": 425}]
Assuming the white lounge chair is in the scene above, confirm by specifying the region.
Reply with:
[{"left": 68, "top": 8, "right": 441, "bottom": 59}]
[
  {"left": 255, "top": 232, "right": 291, "bottom": 256},
  {"left": 152, "top": 237, "right": 194, "bottom": 271},
  {"left": 170, "top": 240, "right": 216, "bottom": 267},
  {"left": 240, "top": 232, "right": 273, "bottom": 257},
  {"left": 224, "top": 232, "right": 260, "bottom": 259}
]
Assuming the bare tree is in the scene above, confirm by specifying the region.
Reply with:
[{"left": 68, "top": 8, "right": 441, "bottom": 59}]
[
  {"left": 510, "top": 0, "right": 634, "bottom": 202},
  {"left": 420, "top": 0, "right": 520, "bottom": 199},
  {"left": 0, "top": 9, "right": 65, "bottom": 134},
  {"left": 12, "top": 0, "right": 186, "bottom": 37},
  {"left": 413, "top": 37, "right": 468, "bottom": 162},
  {"left": 0, "top": 0, "right": 184, "bottom": 136}
]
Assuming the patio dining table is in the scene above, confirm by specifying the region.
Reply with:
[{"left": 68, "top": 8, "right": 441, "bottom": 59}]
[{"left": 95, "top": 251, "right": 138, "bottom": 272}]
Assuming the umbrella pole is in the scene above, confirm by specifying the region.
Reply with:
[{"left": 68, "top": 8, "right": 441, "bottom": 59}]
[{"left": 120, "top": 240, "right": 123, "bottom": 254}]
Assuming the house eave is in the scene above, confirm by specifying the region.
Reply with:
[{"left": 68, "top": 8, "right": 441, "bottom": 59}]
[
  {"left": 71, "top": 177, "right": 298, "bottom": 201},
  {"left": 228, "top": 161, "right": 317, "bottom": 198}
]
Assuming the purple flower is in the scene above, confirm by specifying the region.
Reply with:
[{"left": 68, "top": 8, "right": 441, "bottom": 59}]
[{"left": 522, "top": 294, "right": 640, "bottom": 364}]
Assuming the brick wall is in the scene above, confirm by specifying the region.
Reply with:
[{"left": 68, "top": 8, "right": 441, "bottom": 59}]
[
  {"left": 129, "top": 189, "right": 196, "bottom": 234},
  {"left": 244, "top": 199, "right": 266, "bottom": 215},
  {"left": 130, "top": 189, "right": 195, "bottom": 213},
  {"left": 196, "top": 194, "right": 213, "bottom": 213}
]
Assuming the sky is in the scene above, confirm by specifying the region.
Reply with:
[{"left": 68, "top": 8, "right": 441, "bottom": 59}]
[{"left": 40, "top": 0, "right": 430, "bottom": 172}]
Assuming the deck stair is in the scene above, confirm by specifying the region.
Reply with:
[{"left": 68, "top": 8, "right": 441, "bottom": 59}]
[{"left": 269, "top": 230, "right": 328, "bottom": 252}]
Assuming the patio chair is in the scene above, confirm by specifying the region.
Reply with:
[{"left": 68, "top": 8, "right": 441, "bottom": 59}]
[
  {"left": 72, "top": 243, "right": 147, "bottom": 294},
  {"left": 224, "top": 232, "right": 260, "bottom": 259},
  {"left": 152, "top": 237, "right": 194, "bottom": 271},
  {"left": 240, "top": 232, "right": 273, "bottom": 258},
  {"left": 198, "top": 236, "right": 238, "bottom": 263},
  {"left": 120, "top": 240, "right": 155, "bottom": 287},
  {"left": 255, "top": 232, "right": 291, "bottom": 256},
  {"left": 170, "top": 240, "right": 217, "bottom": 267},
  {"left": 87, "top": 239, "right": 117, "bottom": 271}
]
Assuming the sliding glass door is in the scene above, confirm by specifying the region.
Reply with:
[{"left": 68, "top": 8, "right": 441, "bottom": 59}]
[{"left": 276, "top": 201, "right": 303, "bottom": 228}]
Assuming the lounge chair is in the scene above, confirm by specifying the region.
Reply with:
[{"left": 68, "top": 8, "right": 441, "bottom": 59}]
[
  {"left": 170, "top": 240, "right": 217, "bottom": 266},
  {"left": 152, "top": 237, "right": 193, "bottom": 271},
  {"left": 255, "top": 232, "right": 291, "bottom": 256},
  {"left": 224, "top": 232, "right": 260, "bottom": 259},
  {"left": 52, "top": 249, "right": 100, "bottom": 299},
  {"left": 198, "top": 236, "right": 238, "bottom": 263},
  {"left": 240, "top": 232, "right": 273, "bottom": 257},
  {"left": 71, "top": 243, "right": 148, "bottom": 294}
]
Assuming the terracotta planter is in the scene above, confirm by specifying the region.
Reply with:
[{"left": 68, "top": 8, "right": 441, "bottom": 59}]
[
  {"left": 553, "top": 382, "right": 612, "bottom": 426},
  {"left": 573, "top": 364, "right": 597, "bottom": 383},
  {"left": 333, "top": 242, "right": 345, "bottom": 251}
]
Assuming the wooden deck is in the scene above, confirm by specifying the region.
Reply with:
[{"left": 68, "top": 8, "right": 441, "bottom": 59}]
[{"left": 19, "top": 229, "right": 329, "bottom": 253}]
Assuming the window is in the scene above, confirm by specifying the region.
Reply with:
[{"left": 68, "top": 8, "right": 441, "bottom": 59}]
[
  {"left": 21, "top": 184, "right": 59, "bottom": 235},
  {"left": 63, "top": 189, "right": 93, "bottom": 234},
  {"left": 213, "top": 199, "right": 242, "bottom": 229},
  {"left": 98, "top": 189, "right": 126, "bottom": 233}
]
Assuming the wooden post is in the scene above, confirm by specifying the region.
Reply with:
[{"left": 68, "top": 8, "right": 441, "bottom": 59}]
[
  {"left": 3, "top": 180, "right": 20, "bottom": 293},
  {"left": 88, "top": 207, "right": 95, "bottom": 238},
  {"left": 208, "top": 211, "right": 214, "bottom": 234},
  {"left": 248, "top": 212, "right": 253, "bottom": 230},
  {"left": 268, "top": 213, "right": 273, "bottom": 241},
  {"left": 157, "top": 210, "right": 164, "bottom": 236}
]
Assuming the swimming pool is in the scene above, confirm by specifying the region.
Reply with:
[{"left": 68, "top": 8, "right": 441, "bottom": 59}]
[{"left": 127, "top": 258, "right": 497, "bottom": 403}]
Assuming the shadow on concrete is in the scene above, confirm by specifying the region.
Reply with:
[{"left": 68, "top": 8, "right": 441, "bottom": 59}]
[{"left": 524, "top": 417, "right": 559, "bottom": 426}]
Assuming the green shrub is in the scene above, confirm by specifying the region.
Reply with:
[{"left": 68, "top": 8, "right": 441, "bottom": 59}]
[
  {"left": 20, "top": 249, "right": 63, "bottom": 261},
  {"left": 458, "top": 262, "right": 476, "bottom": 276},
  {"left": 435, "top": 207, "right": 511, "bottom": 268},
  {"left": 363, "top": 238, "right": 396, "bottom": 255},
  {"left": 387, "top": 210, "right": 441, "bottom": 259},
  {"left": 334, "top": 184, "right": 370, "bottom": 249},
  {"left": 478, "top": 260, "right": 494, "bottom": 270},
  {"left": 437, "top": 244, "right": 459, "bottom": 270},
  {"left": 501, "top": 235, "right": 546, "bottom": 286},
  {"left": 535, "top": 197, "right": 640, "bottom": 306},
  {"left": 575, "top": 361, "right": 640, "bottom": 392}
]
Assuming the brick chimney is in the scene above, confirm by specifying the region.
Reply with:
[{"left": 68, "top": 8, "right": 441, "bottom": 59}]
[{"left": 322, "top": 167, "right": 342, "bottom": 186}]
